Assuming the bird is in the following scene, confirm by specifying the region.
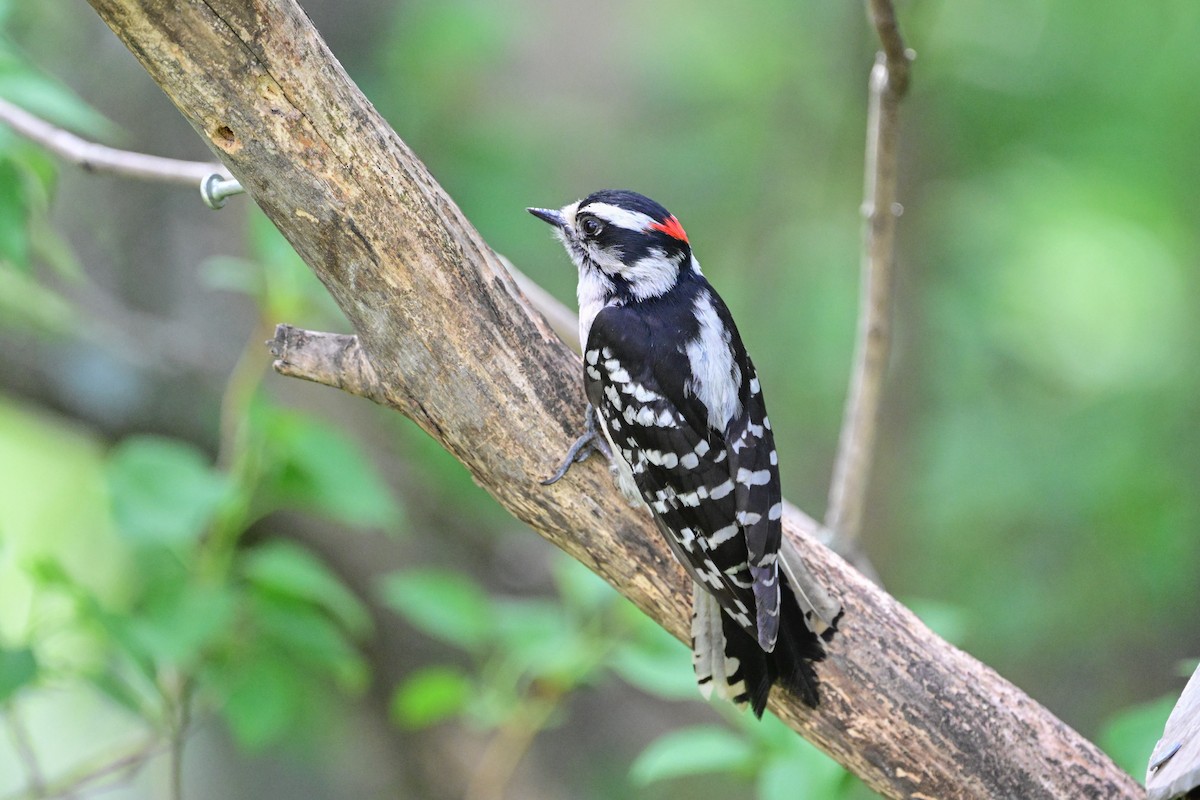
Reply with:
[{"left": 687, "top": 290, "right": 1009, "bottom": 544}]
[{"left": 529, "top": 189, "right": 840, "bottom": 716}]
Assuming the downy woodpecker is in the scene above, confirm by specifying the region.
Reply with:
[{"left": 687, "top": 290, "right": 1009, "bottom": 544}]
[{"left": 531, "top": 190, "right": 840, "bottom": 716}]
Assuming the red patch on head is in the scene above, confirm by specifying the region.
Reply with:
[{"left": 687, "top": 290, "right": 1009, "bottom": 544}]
[{"left": 649, "top": 215, "right": 689, "bottom": 244}]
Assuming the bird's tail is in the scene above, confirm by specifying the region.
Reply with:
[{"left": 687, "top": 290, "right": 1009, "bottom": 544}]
[{"left": 691, "top": 567, "right": 840, "bottom": 717}]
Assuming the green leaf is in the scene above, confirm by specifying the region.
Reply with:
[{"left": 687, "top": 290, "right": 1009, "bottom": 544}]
[
  {"left": 260, "top": 408, "right": 402, "bottom": 530},
  {"left": 0, "top": 69, "right": 115, "bottom": 136},
  {"left": 86, "top": 670, "right": 150, "bottom": 719},
  {"left": 249, "top": 592, "right": 368, "bottom": 692},
  {"left": 752, "top": 718, "right": 849, "bottom": 800},
  {"left": 552, "top": 555, "right": 616, "bottom": 614},
  {"left": 757, "top": 754, "right": 848, "bottom": 800},
  {"left": 106, "top": 436, "right": 230, "bottom": 545},
  {"left": 0, "top": 266, "right": 73, "bottom": 333},
  {"left": 247, "top": 210, "right": 345, "bottom": 323},
  {"left": 0, "top": 158, "right": 30, "bottom": 270},
  {"left": 0, "top": 646, "right": 37, "bottom": 702},
  {"left": 630, "top": 725, "right": 755, "bottom": 785},
  {"left": 210, "top": 650, "right": 306, "bottom": 750},
  {"left": 377, "top": 570, "right": 493, "bottom": 652},
  {"left": 1099, "top": 694, "right": 1177, "bottom": 776},
  {"left": 127, "top": 582, "right": 237, "bottom": 667},
  {"left": 904, "top": 597, "right": 970, "bottom": 646},
  {"left": 242, "top": 539, "right": 372, "bottom": 637},
  {"left": 390, "top": 666, "right": 473, "bottom": 728},
  {"left": 609, "top": 639, "right": 698, "bottom": 701},
  {"left": 608, "top": 606, "right": 698, "bottom": 700},
  {"left": 491, "top": 599, "right": 598, "bottom": 684}
]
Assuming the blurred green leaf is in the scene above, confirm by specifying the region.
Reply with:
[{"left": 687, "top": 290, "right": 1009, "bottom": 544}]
[
  {"left": 0, "top": 646, "right": 37, "bottom": 702},
  {"left": 9, "top": 142, "right": 58, "bottom": 203},
  {"left": 492, "top": 598, "right": 597, "bottom": 683},
  {"left": 0, "top": 56, "right": 115, "bottom": 135},
  {"left": 630, "top": 725, "right": 755, "bottom": 785},
  {"left": 27, "top": 206, "right": 81, "bottom": 279},
  {"left": 1099, "top": 694, "right": 1177, "bottom": 776},
  {"left": 0, "top": 265, "right": 73, "bottom": 332},
  {"left": 609, "top": 639, "right": 697, "bottom": 701},
  {"left": 86, "top": 670, "right": 150, "bottom": 719},
  {"left": 259, "top": 408, "right": 402, "bottom": 530},
  {"left": 606, "top": 602, "right": 699, "bottom": 699},
  {"left": 242, "top": 539, "right": 372, "bottom": 637},
  {"left": 757, "top": 752, "right": 847, "bottom": 800},
  {"left": 552, "top": 555, "right": 615, "bottom": 614},
  {"left": 904, "top": 597, "right": 970, "bottom": 646},
  {"left": 106, "top": 436, "right": 230, "bottom": 545},
  {"left": 391, "top": 666, "right": 473, "bottom": 728},
  {"left": 247, "top": 211, "right": 345, "bottom": 323},
  {"left": 750, "top": 715, "right": 849, "bottom": 799},
  {"left": 210, "top": 650, "right": 306, "bottom": 750},
  {"left": 0, "top": 158, "right": 29, "bottom": 270},
  {"left": 127, "top": 582, "right": 236, "bottom": 667},
  {"left": 250, "top": 592, "right": 368, "bottom": 692},
  {"left": 377, "top": 569, "right": 493, "bottom": 652}
]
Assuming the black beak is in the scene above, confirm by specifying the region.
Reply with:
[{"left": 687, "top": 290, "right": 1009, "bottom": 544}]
[{"left": 527, "top": 207, "right": 566, "bottom": 228}]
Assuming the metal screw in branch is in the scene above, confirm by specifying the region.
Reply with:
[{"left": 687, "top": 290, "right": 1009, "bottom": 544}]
[{"left": 201, "top": 173, "right": 245, "bottom": 209}]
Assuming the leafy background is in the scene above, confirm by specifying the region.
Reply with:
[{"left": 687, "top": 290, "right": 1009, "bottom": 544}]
[{"left": 0, "top": 0, "right": 1197, "bottom": 797}]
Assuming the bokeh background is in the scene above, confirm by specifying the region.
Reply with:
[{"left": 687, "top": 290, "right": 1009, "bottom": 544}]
[{"left": 0, "top": 0, "right": 1197, "bottom": 798}]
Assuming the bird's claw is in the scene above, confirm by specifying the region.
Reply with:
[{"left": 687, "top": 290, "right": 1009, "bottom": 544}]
[{"left": 541, "top": 405, "right": 612, "bottom": 485}]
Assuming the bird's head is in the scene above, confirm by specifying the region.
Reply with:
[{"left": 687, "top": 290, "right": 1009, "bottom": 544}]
[{"left": 528, "top": 189, "right": 694, "bottom": 301}]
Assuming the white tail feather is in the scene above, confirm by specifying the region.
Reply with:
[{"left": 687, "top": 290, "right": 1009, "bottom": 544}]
[
  {"left": 691, "top": 584, "right": 746, "bottom": 706},
  {"left": 779, "top": 537, "right": 842, "bottom": 637}
]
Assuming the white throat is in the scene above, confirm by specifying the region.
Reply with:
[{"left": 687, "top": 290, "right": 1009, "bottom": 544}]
[{"left": 577, "top": 264, "right": 613, "bottom": 350}]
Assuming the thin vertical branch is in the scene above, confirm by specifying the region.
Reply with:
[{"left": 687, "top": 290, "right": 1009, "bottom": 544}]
[
  {"left": 4, "top": 708, "right": 47, "bottom": 798},
  {"left": 825, "top": 1, "right": 912, "bottom": 556}
]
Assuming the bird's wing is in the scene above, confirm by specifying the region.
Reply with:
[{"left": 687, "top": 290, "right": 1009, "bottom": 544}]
[{"left": 585, "top": 305, "right": 763, "bottom": 642}]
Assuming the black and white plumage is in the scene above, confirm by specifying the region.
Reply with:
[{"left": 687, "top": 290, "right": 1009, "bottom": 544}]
[{"left": 530, "top": 189, "right": 841, "bottom": 716}]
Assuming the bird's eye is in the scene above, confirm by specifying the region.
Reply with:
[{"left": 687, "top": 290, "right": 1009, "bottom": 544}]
[{"left": 580, "top": 216, "right": 603, "bottom": 237}]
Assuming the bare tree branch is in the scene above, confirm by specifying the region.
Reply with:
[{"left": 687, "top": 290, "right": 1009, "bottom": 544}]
[
  {"left": 825, "top": 1, "right": 913, "bottom": 555},
  {"left": 81, "top": 1, "right": 1139, "bottom": 797},
  {"left": 1147, "top": 663, "right": 1200, "bottom": 799},
  {"left": 867, "top": 0, "right": 913, "bottom": 97},
  {"left": 3, "top": 708, "right": 46, "bottom": 798},
  {"left": 0, "top": 96, "right": 228, "bottom": 186}
]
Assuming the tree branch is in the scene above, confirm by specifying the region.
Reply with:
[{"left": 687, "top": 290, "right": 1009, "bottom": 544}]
[
  {"left": 84, "top": 1, "right": 1139, "bottom": 797},
  {"left": 0, "top": 96, "right": 228, "bottom": 185},
  {"left": 1147, "top": 663, "right": 1200, "bottom": 799},
  {"left": 825, "top": 1, "right": 913, "bottom": 555}
]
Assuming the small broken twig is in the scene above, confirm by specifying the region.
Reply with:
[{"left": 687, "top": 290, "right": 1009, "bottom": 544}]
[{"left": 0, "top": 96, "right": 227, "bottom": 186}]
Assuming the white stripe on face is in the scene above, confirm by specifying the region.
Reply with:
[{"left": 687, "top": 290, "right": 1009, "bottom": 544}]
[{"left": 582, "top": 202, "right": 657, "bottom": 232}]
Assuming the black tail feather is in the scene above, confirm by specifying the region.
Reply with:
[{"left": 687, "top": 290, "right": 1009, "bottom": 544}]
[{"left": 720, "top": 571, "right": 837, "bottom": 717}]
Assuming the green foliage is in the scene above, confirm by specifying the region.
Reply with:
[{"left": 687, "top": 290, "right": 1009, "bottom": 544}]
[
  {"left": 379, "top": 569, "right": 494, "bottom": 653},
  {"left": 0, "top": 646, "right": 37, "bottom": 703},
  {"left": 0, "top": 36, "right": 113, "bottom": 134},
  {"left": 1099, "top": 694, "right": 1178, "bottom": 777},
  {"left": 106, "top": 436, "right": 231, "bottom": 545},
  {"left": 630, "top": 725, "right": 755, "bottom": 784},
  {"left": 390, "top": 665, "right": 473, "bottom": 727},
  {"left": 0, "top": 59, "right": 401, "bottom": 782},
  {"left": 254, "top": 404, "right": 402, "bottom": 529},
  {"left": 631, "top": 713, "right": 852, "bottom": 798},
  {"left": 379, "top": 553, "right": 858, "bottom": 798},
  {"left": 0, "top": 157, "right": 28, "bottom": 269},
  {"left": 200, "top": 210, "right": 345, "bottom": 325},
  {"left": 241, "top": 540, "right": 372, "bottom": 637}
]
